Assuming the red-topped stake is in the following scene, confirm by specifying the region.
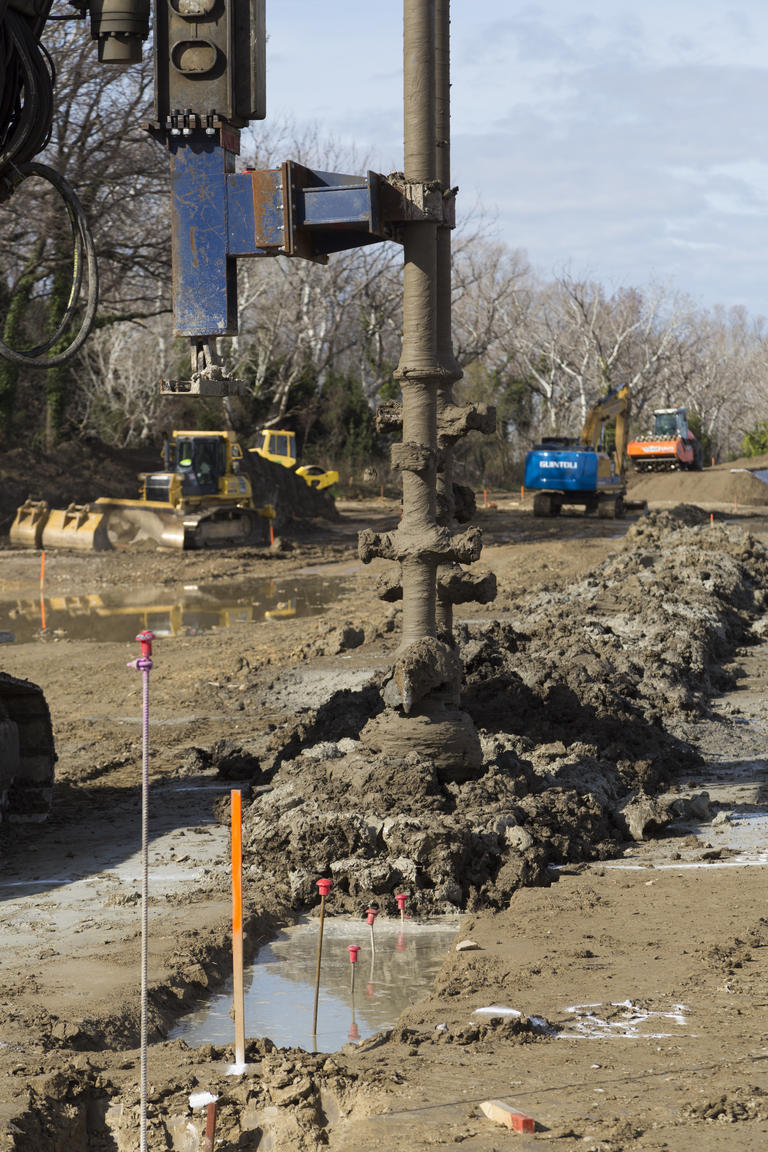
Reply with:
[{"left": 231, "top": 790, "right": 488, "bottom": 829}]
[
  {"left": 136, "top": 630, "right": 155, "bottom": 659},
  {"left": 347, "top": 943, "right": 361, "bottom": 993},
  {"left": 312, "top": 878, "right": 332, "bottom": 1043},
  {"left": 365, "top": 906, "right": 378, "bottom": 953},
  {"left": 395, "top": 893, "right": 407, "bottom": 926}
]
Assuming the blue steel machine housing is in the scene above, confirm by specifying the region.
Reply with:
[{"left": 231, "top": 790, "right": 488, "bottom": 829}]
[
  {"left": 524, "top": 441, "right": 624, "bottom": 517},
  {"left": 524, "top": 445, "right": 599, "bottom": 492}
]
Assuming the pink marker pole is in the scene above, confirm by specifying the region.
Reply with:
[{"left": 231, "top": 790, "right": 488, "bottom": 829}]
[
  {"left": 128, "top": 630, "right": 154, "bottom": 1152},
  {"left": 365, "top": 907, "right": 379, "bottom": 954},
  {"left": 312, "top": 879, "right": 332, "bottom": 1042},
  {"left": 347, "top": 944, "right": 361, "bottom": 993},
  {"left": 395, "top": 893, "right": 407, "bottom": 926}
]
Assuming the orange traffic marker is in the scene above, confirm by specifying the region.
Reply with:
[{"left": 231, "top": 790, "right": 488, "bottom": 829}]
[
  {"left": 480, "top": 1099, "right": 535, "bottom": 1133},
  {"left": 231, "top": 790, "right": 245, "bottom": 1068}
]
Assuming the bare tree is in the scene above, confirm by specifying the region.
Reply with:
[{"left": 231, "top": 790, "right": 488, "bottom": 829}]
[
  {"left": 510, "top": 273, "right": 691, "bottom": 439},
  {"left": 0, "top": 22, "right": 170, "bottom": 443},
  {"left": 76, "top": 318, "right": 176, "bottom": 446}
]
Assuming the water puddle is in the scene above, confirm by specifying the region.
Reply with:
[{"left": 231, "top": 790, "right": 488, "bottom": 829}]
[
  {"left": 0, "top": 576, "right": 350, "bottom": 644},
  {"left": 170, "top": 916, "right": 459, "bottom": 1053}
]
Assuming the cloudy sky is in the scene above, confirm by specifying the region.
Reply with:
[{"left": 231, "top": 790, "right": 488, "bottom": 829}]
[{"left": 261, "top": 2, "right": 768, "bottom": 318}]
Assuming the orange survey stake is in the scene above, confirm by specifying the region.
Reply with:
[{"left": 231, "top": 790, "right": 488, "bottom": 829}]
[{"left": 231, "top": 789, "right": 242, "bottom": 934}]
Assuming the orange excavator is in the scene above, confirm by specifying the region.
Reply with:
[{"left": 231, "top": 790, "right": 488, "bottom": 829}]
[{"left": 627, "top": 407, "right": 704, "bottom": 472}]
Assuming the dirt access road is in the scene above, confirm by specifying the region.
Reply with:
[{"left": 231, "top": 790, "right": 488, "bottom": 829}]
[{"left": 0, "top": 486, "right": 767, "bottom": 1151}]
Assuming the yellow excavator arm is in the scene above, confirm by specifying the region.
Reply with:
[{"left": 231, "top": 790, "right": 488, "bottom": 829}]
[{"left": 579, "top": 384, "right": 631, "bottom": 477}]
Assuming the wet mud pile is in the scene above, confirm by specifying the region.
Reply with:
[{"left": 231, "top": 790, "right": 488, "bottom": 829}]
[
  {"left": 7, "top": 1040, "right": 371, "bottom": 1152},
  {"left": 240, "top": 507, "right": 768, "bottom": 915},
  {"left": 243, "top": 451, "right": 339, "bottom": 534}
]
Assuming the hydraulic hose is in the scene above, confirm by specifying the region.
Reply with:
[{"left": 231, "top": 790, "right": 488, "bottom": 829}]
[
  {"left": 0, "top": 2, "right": 55, "bottom": 175},
  {"left": 0, "top": 161, "right": 99, "bottom": 366},
  {"left": 0, "top": 2, "right": 100, "bottom": 367}
]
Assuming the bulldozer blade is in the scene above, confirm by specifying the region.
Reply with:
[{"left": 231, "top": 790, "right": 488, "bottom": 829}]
[
  {"left": 10, "top": 499, "right": 49, "bottom": 549},
  {"left": 93, "top": 501, "right": 187, "bottom": 550},
  {"left": 41, "top": 504, "right": 111, "bottom": 551},
  {"left": 19, "top": 497, "right": 258, "bottom": 552}
]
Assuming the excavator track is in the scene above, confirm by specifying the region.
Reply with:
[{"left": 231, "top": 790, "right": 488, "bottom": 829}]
[
  {"left": 0, "top": 673, "right": 55, "bottom": 822},
  {"left": 181, "top": 507, "right": 261, "bottom": 548}
]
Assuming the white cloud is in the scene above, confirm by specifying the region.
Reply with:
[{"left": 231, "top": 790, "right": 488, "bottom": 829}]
[{"left": 258, "top": 2, "right": 768, "bottom": 316}]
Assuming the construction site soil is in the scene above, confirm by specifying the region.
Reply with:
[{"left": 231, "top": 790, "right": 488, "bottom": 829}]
[{"left": 1, "top": 454, "right": 768, "bottom": 1151}]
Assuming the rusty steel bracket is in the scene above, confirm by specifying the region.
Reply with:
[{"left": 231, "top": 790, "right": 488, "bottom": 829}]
[
  {"left": 161, "top": 128, "right": 465, "bottom": 392},
  {"left": 381, "top": 175, "right": 456, "bottom": 228}
]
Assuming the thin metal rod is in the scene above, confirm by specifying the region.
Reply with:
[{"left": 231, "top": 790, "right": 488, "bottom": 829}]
[
  {"left": 201, "top": 1100, "right": 218, "bottom": 1152},
  {"left": 140, "top": 665, "right": 149, "bottom": 1152},
  {"left": 312, "top": 894, "right": 327, "bottom": 1039}
]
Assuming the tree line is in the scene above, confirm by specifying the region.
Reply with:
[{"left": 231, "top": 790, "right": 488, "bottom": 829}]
[{"left": 1, "top": 29, "right": 767, "bottom": 483}]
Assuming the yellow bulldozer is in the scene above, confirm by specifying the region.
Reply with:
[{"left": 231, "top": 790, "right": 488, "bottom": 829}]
[
  {"left": 10, "top": 431, "right": 274, "bottom": 551},
  {"left": 252, "top": 429, "right": 339, "bottom": 490}
]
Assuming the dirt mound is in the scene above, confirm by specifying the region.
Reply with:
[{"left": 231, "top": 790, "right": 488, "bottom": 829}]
[
  {"left": 243, "top": 451, "right": 338, "bottom": 532},
  {"left": 629, "top": 465, "right": 768, "bottom": 507},
  {"left": 715, "top": 450, "right": 768, "bottom": 471},
  {"left": 0, "top": 440, "right": 159, "bottom": 535},
  {"left": 238, "top": 508, "right": 768, "bottom": 915}
]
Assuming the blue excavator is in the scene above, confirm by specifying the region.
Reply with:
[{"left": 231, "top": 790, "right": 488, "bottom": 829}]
[{"left": 524, "top": 384, "right": 631, "bottom": 519}]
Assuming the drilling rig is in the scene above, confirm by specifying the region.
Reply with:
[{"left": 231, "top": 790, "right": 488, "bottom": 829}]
[{"left": 1, "top": 0, "right": 495, "bottom": 798}]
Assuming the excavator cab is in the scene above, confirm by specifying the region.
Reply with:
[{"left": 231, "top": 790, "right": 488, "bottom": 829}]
[
  {"left": 255, "top": 429, "right": 297, "bottom": 469},
  {"left": 251, "top": 428, "right": 339, "bottom": 490},
  {"left": 173, "top": 434, "right": 226, "bottom": 496},
  {"left": 653, "top": 408, "right": 688, "bottom": 440}
]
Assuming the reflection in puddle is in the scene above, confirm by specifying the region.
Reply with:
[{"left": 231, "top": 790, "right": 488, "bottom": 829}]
[
  {"left": 170, "top": 916, "right": 459, "bottom": 1053},
  {"left": 0, "top": 576, "right": 349, "bottom": 643}
]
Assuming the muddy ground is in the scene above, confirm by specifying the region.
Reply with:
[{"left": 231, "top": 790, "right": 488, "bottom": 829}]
[{"left": 1, "top": 470, "right": 767, "bottom": 1150}]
